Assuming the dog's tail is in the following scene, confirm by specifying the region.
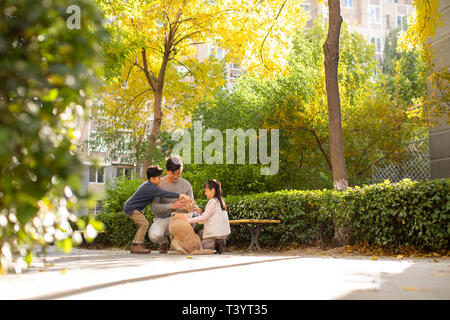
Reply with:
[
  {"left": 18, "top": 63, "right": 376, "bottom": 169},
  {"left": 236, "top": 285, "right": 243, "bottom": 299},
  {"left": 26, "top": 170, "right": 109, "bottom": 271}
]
[{"left": 190, "top": 249, "right": 216, "bottom": 255}]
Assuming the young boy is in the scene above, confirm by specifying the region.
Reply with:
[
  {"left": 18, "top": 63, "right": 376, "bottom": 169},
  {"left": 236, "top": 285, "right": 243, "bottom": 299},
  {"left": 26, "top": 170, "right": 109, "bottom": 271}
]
[{"left": 123, "top": 165, "right": 192, "bottom": 254}]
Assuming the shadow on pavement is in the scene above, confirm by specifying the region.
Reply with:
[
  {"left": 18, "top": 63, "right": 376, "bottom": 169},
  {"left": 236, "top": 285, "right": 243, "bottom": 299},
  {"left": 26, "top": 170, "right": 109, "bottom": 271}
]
[{"left": 29, "top": 255, "right": 302, "bottom": 299}]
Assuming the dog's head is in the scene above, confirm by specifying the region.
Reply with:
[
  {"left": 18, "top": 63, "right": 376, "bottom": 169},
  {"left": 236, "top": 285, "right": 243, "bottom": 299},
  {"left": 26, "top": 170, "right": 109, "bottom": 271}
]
[{"left": 185, "top": 201, "right": 194, "bottom": 212}]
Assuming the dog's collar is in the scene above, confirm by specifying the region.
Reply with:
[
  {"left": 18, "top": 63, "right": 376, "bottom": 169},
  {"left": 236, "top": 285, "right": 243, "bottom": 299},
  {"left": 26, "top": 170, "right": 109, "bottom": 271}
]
[{"left": 171, "top": 211, "right": 190, "bottom": 216}]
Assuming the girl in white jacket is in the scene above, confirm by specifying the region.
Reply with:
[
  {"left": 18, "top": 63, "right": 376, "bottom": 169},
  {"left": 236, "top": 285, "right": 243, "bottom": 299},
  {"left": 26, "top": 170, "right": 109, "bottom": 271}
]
[{"left": 187, "top": 179, "right": 231, "bottom": 253}]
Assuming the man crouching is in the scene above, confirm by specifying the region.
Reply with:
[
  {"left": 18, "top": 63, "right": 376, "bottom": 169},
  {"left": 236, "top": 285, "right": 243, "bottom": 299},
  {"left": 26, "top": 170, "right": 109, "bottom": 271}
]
[{"left": 123, "top": 165, "right": 193, "bottom": 254}]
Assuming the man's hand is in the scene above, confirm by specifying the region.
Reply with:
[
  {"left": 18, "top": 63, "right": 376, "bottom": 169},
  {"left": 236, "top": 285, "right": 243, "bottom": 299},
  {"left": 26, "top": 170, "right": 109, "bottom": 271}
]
[
  {"left": 179, "top": 194, "right": 193, "bottom": 203},
  {"left": 171, "top": 199, "right": 185, "bottom": 210}
]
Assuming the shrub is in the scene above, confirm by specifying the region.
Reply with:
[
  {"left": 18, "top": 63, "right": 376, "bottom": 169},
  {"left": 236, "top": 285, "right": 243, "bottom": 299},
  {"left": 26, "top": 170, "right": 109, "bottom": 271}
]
[
  {"left": 76, "top": 179, "right": 449, "bottom": 252},
  {"left": 340, "top": 179, "right": 450, "bottom": 251},
  {"left": 223, "top": 190, "right": 336, "bottom": 247},
  {"left": 102, "top": 176, "right": 145, "bottom": 214},
  {"left": 76, "top": 211, "right": 156, "bottom": 249}
]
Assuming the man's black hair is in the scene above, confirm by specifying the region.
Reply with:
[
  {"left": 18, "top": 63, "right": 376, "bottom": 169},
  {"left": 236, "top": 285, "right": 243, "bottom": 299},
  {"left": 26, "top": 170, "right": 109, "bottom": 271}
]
[
  {"left": 146, "top": 165, "right": 163, "bottom": 180},
  {"left": 166, "top": 155, "right": 183, "bottom": 172}
]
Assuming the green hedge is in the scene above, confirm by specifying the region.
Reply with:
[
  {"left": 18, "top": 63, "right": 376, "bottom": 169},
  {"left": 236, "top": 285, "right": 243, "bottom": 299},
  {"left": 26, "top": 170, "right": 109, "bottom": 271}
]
[
  {"left": 76, "top": 179, "right": 449, "bottom": 252},
  {"left": 340, "top": 178, "right": 449, "bottom": 250}
]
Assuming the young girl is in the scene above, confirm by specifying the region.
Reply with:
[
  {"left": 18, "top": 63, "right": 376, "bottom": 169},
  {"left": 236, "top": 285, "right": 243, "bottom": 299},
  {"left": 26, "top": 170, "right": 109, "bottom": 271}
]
[{"left": 187, "top": 179, "right": 231, "bottom": 254}]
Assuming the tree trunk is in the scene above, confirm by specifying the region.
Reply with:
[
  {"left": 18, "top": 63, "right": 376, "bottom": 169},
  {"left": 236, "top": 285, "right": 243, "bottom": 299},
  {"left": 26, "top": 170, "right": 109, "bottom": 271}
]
[
  {"left": 141, "top": 90, "right": 163, "bottom": 179},
  {"left": 324, "top": 0, "right": 348, "bottom": 247},
  {"left": 323, "top": 0, "right": 348, "bottom": 192},
  {"left": 140, "top": 40, "right": 171, "bottom": 179},
  {"left": 135, "top": 141, "right": 142, "bottom": 179}
]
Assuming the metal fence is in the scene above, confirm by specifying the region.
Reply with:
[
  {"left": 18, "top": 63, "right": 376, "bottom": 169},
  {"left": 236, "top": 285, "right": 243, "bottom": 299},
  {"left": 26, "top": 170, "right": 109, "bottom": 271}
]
[{"left": 372, "top": 139, "right": 430, "bottom": 183}]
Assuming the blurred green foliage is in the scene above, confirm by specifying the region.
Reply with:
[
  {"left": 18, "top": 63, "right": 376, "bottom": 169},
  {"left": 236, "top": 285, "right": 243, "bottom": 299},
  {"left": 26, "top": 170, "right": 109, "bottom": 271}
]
[{"left": 0, "top": 0, "right": 108, "bottom": 273}]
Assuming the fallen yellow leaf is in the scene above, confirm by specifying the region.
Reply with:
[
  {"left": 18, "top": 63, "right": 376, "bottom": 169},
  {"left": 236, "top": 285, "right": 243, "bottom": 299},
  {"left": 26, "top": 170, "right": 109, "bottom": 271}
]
[
  {"left": 432, "top": 273, "right": 449, "bottom": 277},
  {"left": 60, "top": 269, "right": 67, "bottom": 274},
  {"left": 403, "top": 286, "right": 419, "bottom": 291},
  {"left": 432, "top": 252, "right": 441, "bottom": 257},
  {"left": 371, "top": 256, "right": 378, "bottom": 261},
  {"left": 396, "top": 255, "right": 404, "bottom": 259},
  {"left": 186, "top": 256, "right": 193, "bottom": 259}
]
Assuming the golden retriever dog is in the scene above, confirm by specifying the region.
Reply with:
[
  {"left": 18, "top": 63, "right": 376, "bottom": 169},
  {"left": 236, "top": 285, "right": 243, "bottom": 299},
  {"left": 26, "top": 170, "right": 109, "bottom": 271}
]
[{"left": 169, "top": 212, "right": 215, "bottom": 255}]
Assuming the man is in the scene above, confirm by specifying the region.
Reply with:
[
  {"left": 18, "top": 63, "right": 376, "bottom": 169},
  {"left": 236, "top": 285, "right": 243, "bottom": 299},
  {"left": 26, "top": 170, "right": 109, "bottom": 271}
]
[
  {"left": 149, "top": 155, "right": 202, "bottom": 253},
  {"left": 123, "top": 165, "right": 192, "bottom": 254}
]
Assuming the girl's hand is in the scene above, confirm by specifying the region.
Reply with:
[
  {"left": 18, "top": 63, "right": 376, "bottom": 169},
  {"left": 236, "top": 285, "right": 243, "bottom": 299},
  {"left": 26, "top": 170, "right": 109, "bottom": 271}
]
[{"left": 193, "top": 207, "right": 202, "bottom": 214}]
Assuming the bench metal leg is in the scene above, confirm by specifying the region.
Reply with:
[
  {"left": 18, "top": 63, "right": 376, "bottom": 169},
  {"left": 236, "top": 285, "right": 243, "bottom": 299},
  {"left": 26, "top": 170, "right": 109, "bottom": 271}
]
[{"left": 246, "top": 225, "right": 262, "bottom": 252}]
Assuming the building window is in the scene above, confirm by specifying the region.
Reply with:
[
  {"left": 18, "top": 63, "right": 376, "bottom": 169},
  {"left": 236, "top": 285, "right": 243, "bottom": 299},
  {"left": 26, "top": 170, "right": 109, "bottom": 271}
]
[
  {"left": 300, "top": 4, "right": 310, "bottom": 17},
  {"left": 230, "top": 73, "right": 240, "bottom": 80},
  {"left": 323, "top": 4, "right": 329, "bottom": 23},
  {"left": 397, "top": 15, "right": 408, "bottom": 31},
  {"left": 230, "top": 63, "right": 240, "bottom": 70},
  {"left": 386, "top": 14, "right": 391, "bottom": 29},
  {"left": 89, "top": 200, "right": 103, "bottom": 215},
  {"left": 371, "top": 37, "right": 382, "bottom": 53},
  {"left": 89, "top": 166, "right": 104, "bottom": 183},
  {"left": 370, "top": 5, "right": 381, "bottom": 24},
  {"left": 344, "top": 0, "right": 353, "bottom": 8},
  {"left": 373, "top": 66, "right": 380, "bottom": 80},
  {"left": 117, "top": 167, "right": 133, "bottom": 179},
  {"left": 208, "top": 45, "right": 225, "bottom": 60},
  {"left": 175, "top": 65, "right": 189, "bottom": 75}
]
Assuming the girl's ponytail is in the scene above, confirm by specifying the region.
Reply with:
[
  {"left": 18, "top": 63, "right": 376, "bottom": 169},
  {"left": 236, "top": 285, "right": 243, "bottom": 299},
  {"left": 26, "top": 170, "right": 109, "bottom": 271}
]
[{"left": 204, "top": 179, "right": 226, "bottom": 211}]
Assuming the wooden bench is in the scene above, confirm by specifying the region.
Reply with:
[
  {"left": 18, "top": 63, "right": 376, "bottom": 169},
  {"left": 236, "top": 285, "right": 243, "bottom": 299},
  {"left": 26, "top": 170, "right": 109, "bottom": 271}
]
[{"left": 229, "top": 219, "right": 280, "bottom": 252}]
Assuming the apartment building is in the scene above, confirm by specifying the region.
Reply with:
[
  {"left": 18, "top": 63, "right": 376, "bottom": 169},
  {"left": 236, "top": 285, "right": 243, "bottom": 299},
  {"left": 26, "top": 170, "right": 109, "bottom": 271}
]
[
  {"left": 74, "top": 110, "right": 140, "bottom": 214},
  {"left": 301, "top": 0, "right": 414, "bottom": 62},
  {"left": 195, "top": 43, "right": 243, "bottom": 90}
]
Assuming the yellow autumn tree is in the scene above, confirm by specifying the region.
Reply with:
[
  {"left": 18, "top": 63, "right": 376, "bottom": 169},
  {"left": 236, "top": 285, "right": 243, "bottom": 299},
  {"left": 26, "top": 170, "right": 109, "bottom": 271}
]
[
  {"left": 262, "top": 19, "right": 417, "bottom": 187},
  {"left": 96, "top": 0, "right": 307, "bottom": 177},
  {"left": 398, "top": 0, "right": 448, "bottom": 125}
]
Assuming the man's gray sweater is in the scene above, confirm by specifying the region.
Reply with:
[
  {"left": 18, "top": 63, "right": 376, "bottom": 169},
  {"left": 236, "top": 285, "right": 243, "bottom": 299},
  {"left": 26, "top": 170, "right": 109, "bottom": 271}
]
[
  {"left": 151, "top": 176, "right": 198, "bottom": 219},
  {"left": 123, "top": 181, "right": 180, "bottom": 216}
]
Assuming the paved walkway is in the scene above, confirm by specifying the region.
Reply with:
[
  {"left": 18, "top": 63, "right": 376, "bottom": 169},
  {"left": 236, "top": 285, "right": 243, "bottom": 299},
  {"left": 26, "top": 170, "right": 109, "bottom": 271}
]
[{"left": 1, "top": 247, "right": 449, "bottom": 300}]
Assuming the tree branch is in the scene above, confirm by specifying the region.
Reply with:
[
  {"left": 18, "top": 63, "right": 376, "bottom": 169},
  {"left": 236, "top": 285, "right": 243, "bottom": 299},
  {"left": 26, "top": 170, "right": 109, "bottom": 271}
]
[
  {"left": 173, "top": 58, "right": 195, "bottom": 78},
  {"left": 281, "top": 126, "right": 332, "bottom": 172},
  {"left": 128, "top": 88, "right": 151, "bottom": 105},
  {"left": 141, "top": 48, "right": 157, "bottom": 92},
  {"left": 172, "top": 30, "right": 202, "bottom": 48},
  {"left": 259, "top": 0, "right": 287, "bottom": 70}
]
